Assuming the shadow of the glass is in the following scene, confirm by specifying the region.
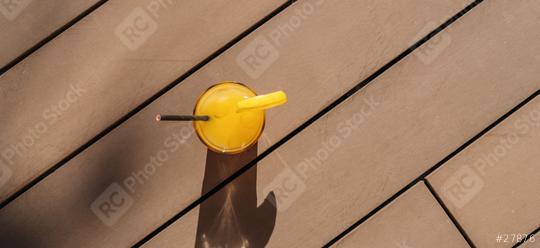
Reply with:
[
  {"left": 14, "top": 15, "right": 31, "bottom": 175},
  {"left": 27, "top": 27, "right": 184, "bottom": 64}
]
[{"left": 196, "top": 143, "right": 276, "bottom": 247}]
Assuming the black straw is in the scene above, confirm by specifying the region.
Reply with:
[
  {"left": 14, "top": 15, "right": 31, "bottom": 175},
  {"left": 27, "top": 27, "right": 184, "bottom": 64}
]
[{"left": 156, "top": 115, "right": 209, "bottom": 121}]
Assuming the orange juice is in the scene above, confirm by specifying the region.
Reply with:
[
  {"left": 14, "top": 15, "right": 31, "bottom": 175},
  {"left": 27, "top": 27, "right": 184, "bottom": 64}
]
[{"left": 193, "top": 82, "right": 286, "bottom": 154}]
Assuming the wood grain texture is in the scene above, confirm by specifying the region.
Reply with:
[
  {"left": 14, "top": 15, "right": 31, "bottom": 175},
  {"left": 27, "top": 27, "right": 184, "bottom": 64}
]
[
  {"left": 0, "top": 0, "right": 100, "bottom": 68},
  {"left": 0, "top": 0, "right": 471, "bottom": 246},
  {"left": 145, "top": 208, "right": 199, "bottom": 248},
  {"left": 0, "top": 0, "right": 284, "bottom": 202},
  {"left": 523, "top": 239, "right": 540, "bottom": 248},
  {"left": 332, "top": 183, "right": 468, "bottom": 248},
  {"left": 428, "top": 95, "right": 540, "bottom": 248},
  {"left": 146, "top": 0, "right": 540, "bottom": 246}
]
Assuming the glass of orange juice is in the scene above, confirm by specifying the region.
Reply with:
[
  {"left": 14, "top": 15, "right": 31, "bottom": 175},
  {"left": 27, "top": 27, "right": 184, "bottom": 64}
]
[{"left": 157, "top": 81, "right": 287, "bottom": 154}]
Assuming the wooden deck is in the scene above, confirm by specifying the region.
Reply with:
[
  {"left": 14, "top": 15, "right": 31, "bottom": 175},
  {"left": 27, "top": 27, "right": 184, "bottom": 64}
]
[{"left": 0, "top": 0, "right": 539, "bottom": 247}]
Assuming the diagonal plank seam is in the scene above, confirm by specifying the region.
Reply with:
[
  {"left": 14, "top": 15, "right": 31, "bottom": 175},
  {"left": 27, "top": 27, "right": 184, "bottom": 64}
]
[
  {"left": 424, "top": 179, "right": 477, "bottom": 248},
  {"left": 325, "top": 89, "right": 540, "bottom": 247},
  {"left": 0, "top": 0, "right": 110, "bottom": 75},
  {"left": 134, "top": 0, "right": 484, "bottom": 246},
  {"left": 0, "top": 0, "right": 297, "bottom": 210},
  {"left": 513, "top": 226, "right": 540, "bottom": 248}
]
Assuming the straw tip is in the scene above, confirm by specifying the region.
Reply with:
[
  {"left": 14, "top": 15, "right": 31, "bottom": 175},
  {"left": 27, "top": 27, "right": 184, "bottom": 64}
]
[{"left": 155, "top": 115, "right": 161, "bottom": 121}]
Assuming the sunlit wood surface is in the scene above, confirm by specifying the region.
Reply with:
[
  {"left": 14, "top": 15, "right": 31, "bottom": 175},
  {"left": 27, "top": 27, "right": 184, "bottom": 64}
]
[{"left": 0, "top": 0, "right": 539, "bottom": 247}]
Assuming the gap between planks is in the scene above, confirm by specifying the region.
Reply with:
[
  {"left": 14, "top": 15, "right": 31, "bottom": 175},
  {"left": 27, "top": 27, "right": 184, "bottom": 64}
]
[
  {"left": 324, "top": 89, "right": 540, "bottom": 247},
  {"left": 135, "top": 0, "right": 485, "bottom": 246},
  {"left": 513, "top": 226, "right": 540, "bottom": 248},
  {"left": 424, "top": 179, "right": 477, "bottom": 248},
  {"left": 0, "top": 0, "right": 110, "bottom": 75},
  {"left": 0, "top": 0, "right": 297, "bottom": 210}
]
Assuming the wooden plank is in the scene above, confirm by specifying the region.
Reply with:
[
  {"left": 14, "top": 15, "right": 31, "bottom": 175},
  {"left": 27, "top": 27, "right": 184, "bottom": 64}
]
[
  {"left": 427, "top": 95, "right": 540, "bottom": 248},
  {"left": 332, "top": 183, "right": 468, "bottom": 248},
  {"left": 0, "top": 0, "right": 101, "bottom": 69},
  {"left": 0, "top": 0, "right": 472, "bottom": 246},
  {"left": 144, "top": 0, "right": 540, "bottom": 246},
  {"left": 523, "top": 238, "right": 540, "bottom": 248},
  {"left": 145, "top": 209, "right": 198, "bottom": 248},
  {"left": 0, "top": 0, "right": 285, "bottom": 202}
]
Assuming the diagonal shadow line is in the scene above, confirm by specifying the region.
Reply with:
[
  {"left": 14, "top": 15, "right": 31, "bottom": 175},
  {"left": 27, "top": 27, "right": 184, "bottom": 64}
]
[
  {"left": 513, "top": 226, "right": 540, "bottom": 247},
  {"left": 134, "top": 0, "right": 484, "bottom": 246},
  {"left": 0, "top": 0, "right": 297, "bottom": 209},
  {"left": 0, "top": 0, "right": 110, "bottom": 75},
  {"left": 424, "top": 179, "right": 477, "bottom": 248},
  {"left": 324, "top": 89, "right": 540, "bottom": 247}
]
